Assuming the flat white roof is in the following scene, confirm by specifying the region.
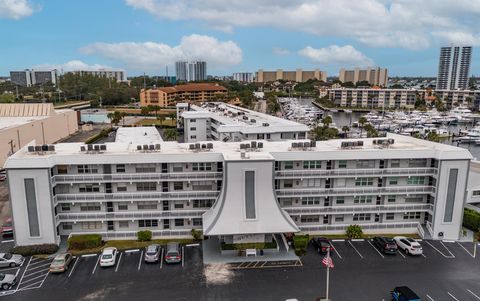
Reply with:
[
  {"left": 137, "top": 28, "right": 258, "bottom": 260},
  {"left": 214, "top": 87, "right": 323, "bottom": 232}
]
[
  {"left": 115, "top": 127, "right": 163, "bottom": 144},
  {"left": 0, "top": 116, "right": 48, "bottom": 131}
]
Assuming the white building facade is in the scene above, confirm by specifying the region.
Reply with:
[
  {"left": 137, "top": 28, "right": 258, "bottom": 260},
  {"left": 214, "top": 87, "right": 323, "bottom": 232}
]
[
  {"left": 4, "top": 133, "right": 471, "bottom": 247},
  {"left": 175, "top": 61, "right": 207, "bottom": 82},
  {"left": 437, "top": 46, "right": 472, "bottom": 90},
  {"left": 68, "top": 69, "right": 127, "bottom": 82},
  {"left": 10, "top": 69, "right": 57, "bottom": 87},
  {"left": 233, "top": 72, "right": 254, "bottom": 83}
]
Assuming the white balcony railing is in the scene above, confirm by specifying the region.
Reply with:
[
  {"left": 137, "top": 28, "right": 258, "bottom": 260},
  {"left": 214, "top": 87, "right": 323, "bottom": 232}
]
[
  {"left": 276, "top": 186, "right": 435, "bottom": 197},
  {"left": 52, "top": 172, "right": 223, "bottom": 184},
  {"left": 299, "top": 221, "right": 420, "bottom": 232},
  {"left": 57, "top": 209, "right": 207, "bottom": 223},
  {"left": 283, "top": 203, "right": 434, "bottom": 215},
  {"left": 67, "top": 230, "right": 192, "bottom": 240},
  {"left": 275, "top": 167, "right": 437, "bottom": 179},
  {"left": 55, "top": 190, "right": 219, "bottom": 203}
]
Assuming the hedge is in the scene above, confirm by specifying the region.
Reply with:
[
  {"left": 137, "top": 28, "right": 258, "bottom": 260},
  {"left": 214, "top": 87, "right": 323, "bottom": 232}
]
[
  {"left": 137, "top": 230, "right": 152, "bottom": 242},
  {"left": 68, "top": 234, "right": 103, "bottom": 250},
  {"left": 346, "top": 224, "right": 363, "bottom": 239},
  {"left": 11, "top": 244, "right": 58, "bottom": 256},
  {"left": 463, "top": 208, "right": 480, "bottom": 232},
  {"left": 293, "top": 234, "right": 309, "bottom": 256}
]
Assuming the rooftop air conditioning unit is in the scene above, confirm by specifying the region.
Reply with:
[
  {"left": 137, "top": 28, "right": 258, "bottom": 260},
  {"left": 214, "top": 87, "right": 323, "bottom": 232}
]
[
  {"left": 155, "top": 144, "right": 161, "bottom": 150},
  {"left": 87, "top": 145, "right": 93, "bottom": 151},
  {"left": 251, "top": 141, "right": 257, "bottom": 149},
  {"left": 48, "top": 145, "right": 55, "bottom": 152},
  {"left": 100, "top": 145, "right": 107, "bottom": 151},
  {"left": 206, "top": 143, "right": 213, "bottom": 149},
  {"left": 94, "top": 145, "right": 100, "bottom": 151},
  {"left": 257, "top": 142, "right": 263, "bottom": 148},
  {"left": 250, "top": 119, "right": 256, "bottom": 123},
  {"left": 240, "top": 144, "right": 246, "bottom": 150},
  {"left": 195, "top": 143, "right": 200, "bottom": 149},
  {"left": 35, "top": 146, "right": 42, "bottom": 152},
  {"left": 27, "top": 146, "right": 35, "bottom": 152},
  {"left": 292, "top": 142, "right": 298, "bottom": 148},
  {"left": 189, "top": 144, "right": 195, "bottom": 150},
  {"left": 201, "top": 144, "right": 207, "bottom": 149},
  {"left": 42, "top": 145, "right": 49, "bottom": 151},
  {"left": 149, "top": 144, "right": 155, "bottom": 150},
  {"left": 80, "top": 146, "right": 86, "bottom": 152},
  {"left": 137, "top": 145, "right": 142, "bottom": 151},
  {"left": 262, "top": 123, "right": 269, "bottom": 127},
  {"left": 143, "top": 145, "right": 149, "bottom": 150},
  {"left": 310, "top": 140, "right": 317, "bottom": 148}
]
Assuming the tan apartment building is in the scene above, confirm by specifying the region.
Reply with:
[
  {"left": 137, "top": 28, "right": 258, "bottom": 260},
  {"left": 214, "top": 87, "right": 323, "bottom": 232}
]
[
  {"left": 140, "top": 83, "right": 228, "bottom": 107},
  {"left": 339, "top": 67, "right": 388, "bottom": 86},
  {"left": 255, "top": 69, "right": 327, "bottom": 83}
]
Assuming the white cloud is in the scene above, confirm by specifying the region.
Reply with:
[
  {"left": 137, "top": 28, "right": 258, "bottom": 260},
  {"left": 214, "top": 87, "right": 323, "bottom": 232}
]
[
  {"left": 0, "top": 0, "right": 34, "bottom": 19},
  {"left": 124, "top": 0, "right": 480, "bottom": 50},
  {"left": 33, "top": 60, "right": 113, "bottom": 72},
  {"left": 432, "top": 31, "right": 480, "bottom": 46},
  {"left": 272, "top": 47, "right": 290, "bottom": 56},
  {"left": 80, "top": 34, "right": 242, "bottom": 71},
  {"left": 299, "top": 45, "right": 374, "bottom": 67}
]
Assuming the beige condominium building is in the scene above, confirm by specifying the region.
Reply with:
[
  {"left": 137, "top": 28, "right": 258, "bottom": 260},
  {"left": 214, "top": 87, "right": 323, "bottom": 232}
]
[
  {"left": 339, "top": 67, "right": 389, "bottom": 86},
  {"left": 140, "top": 83, "right": 228, "bottom": 107},
  {"left": 255, "top": 69, "right": 327, "bottom": 83}
]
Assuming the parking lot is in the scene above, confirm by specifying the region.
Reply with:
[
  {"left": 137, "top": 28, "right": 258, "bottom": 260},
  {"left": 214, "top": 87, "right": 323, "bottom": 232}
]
[{"left": 0, "top": 239, "right": 479, "bottom": 300}]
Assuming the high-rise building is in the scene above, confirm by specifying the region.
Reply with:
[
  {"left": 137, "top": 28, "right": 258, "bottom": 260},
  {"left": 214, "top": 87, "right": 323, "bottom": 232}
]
[
  {"left": 233, "top": 72, "right": 254, "bottom": 83},
  {"left": 67, "top": 69, "right": 127, "bottom": 82},
  {"left": 9, "top": 69, "right": 57, "bottom": 87},
  {"left": 437, "top": 46, "right": 472, "bottom": 90},
  {"left": 175, "top": 61, "right": 207, "bottom": 82},
  {"left": 339, "top": 67, "right": 388, "bottom": 86},
  {"left": 255, "top": 69, "right": 327, "bottom": 83}
]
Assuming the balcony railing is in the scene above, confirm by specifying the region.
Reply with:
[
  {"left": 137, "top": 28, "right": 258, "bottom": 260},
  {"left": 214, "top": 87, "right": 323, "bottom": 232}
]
[
  {"left": 275, "top": 167, "right": 437, "bottom": 179},
  {"left": 52, "top": 172, "right": 223, "bottom": 184},
  {"left": 55, "top": 190, "right": 219, "bottom": 202},
  {"left": 276, "top": 186, "right": 435, "bottom": 197},
  {"left": 283, "top": 203, "right": 434, "bottom": 215},
  {"left": 299, "top": 221, "right": 420, "bottom": 232},
  {"left": 67, "top": 230, "right": 192, "bottom": 240},
  {"left": 57, "top": 209, "right": 207, "bottom": 222}
]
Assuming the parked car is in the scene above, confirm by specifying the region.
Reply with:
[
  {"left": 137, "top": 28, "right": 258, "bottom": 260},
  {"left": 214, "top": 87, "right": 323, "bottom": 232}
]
[
  {"left": 0, "top": 253, "right": 24, "bottom": 268},
  {"left": 164, "top": 242, "right": 181, "bottom": 264},
  {"left": 144, "top": 244, "right": 161, "bottom": 263},
  {"left": 311, "top": 237, "right": 332, "bottom": 255},
  {"left": 391, "top": 286, "right": 422, "bottom": 301},
  {"left": 49, "top": 253, "right": 73, "bottom": 273},
  {"left": 100, "top": 247, "right": 118, "bottom": 267},
  {"left": 394, "top": 236, "right": 423, "bottom": 255},
  {"left": 1, "top": 218, "right": 13, "bottom": 238},
  {"left": 372, "top": 236, "right": 398, "bottom": 254},
  {"left": 0, "top": 273, "right": 16, "bottom": 290}
]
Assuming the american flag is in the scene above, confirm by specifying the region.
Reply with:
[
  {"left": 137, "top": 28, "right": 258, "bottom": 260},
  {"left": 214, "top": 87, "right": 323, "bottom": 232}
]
[{"left": 322, "top": 255, "right": 334, "bottom": 268}]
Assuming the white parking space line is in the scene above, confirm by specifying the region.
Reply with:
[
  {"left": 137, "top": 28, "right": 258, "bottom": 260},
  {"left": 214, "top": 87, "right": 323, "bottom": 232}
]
[
  {"left": 29, "top": 260, "right": 51, "bottom": 268},
  {"left": 182, "top": 246, "right": 185, "bottom": 267},
  {"left": 1, "top": 239, "right": 14, "bottom": 243},
  {"left": 331, "top": 239, "right": 345, "bottom": 242},
  {"left": 115, "top": 252, "right": 123, "bottom": 273},
  {"left": 330, "top": 245, "right": 342, "bottom": 259},
  {"left": 160, "top": 248, "right": 164, "bottom": 269},
  {"left": 468, "top": 289, "right": 480, "bottom": 300},
  {"left": 81, "top": 253, "right": 97, "bottom": 258},
  {"left": 367, "top": 240, "right": 384, "bottom": 258},
  {"left": 138, "top": 250, "right": 144, "bottom": 271},
  {"left": 15, "top": 257, "right": 32, "bottom": 292},
  {"left": 447, "top": 292, "right": 460, "bottom": 301},
  {"left": 426, "top": 294, "right": 435, "bottom": 301},
  {"left": 0, "top": 266, "right": 21, "bottom": 273},
  {"left": 92, "top": 255, "right": 100, "bottom": 275},
  {"left": 26, "top": 262, "right": 51, "bottom": 272},
  {"left": 68, "top": 258, "right": 79, "bottom": 278},
  {"left": 347, "top": 240, "right": 364, "bottom": 259},
  {"left": 457, "top": 242, "right": 476, "bottom": 258},
  {"left": 424, "top": 241, "right": 454, "bottom": 258},
  {"left": 440, "top": 241, "right": 456, "bottom": 258},
  {"left": 397, "top": 249, "right": 406, "bottom": 258},
  {"left": 186, "top": 243, "right": 200, "bottom": 247},
  {"left": 125, "top": 249, "right": 140, "bottom": 253},
  {"left": 22, "top": 268, "right": 48, "bottom": 278}
]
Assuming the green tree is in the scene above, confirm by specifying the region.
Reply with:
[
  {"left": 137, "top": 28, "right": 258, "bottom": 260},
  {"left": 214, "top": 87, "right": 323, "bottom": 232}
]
[
  {"left": 141, "top": 106, "right": 151, "bottom": 116},
  {"left": 322, "top": 115, "right": 333, "bottom": 128},
  {"left": 346, "top": 225, "right": 363, "bottom": 239},
  {"left": 426, "top": 131, "right": 440, "bottom": 142},
  {"left": 163, "top": 128, "right": 178, "bottom": 141},
  {"left": 157, "top": 115, "right": 166, "bottom": 126},
  {"left": 0, "top": 93, "right": 15, "bottom": 103},
  {"left": 310, "top": 126, "right": 339, "bottom": 141},
  {"left": 342, "top": 125, "right": 350, "bottom": 135}
]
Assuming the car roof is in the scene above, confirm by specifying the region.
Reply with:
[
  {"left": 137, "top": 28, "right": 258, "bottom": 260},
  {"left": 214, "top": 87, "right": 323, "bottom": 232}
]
[
  {"left": 54, "top": 253, "right": 70, "bottom": 260},
  {"left": 395, "top": 286, "right": 420, "bottom": 298},
  {"left": 147, "top": 244, "right": 160, "bottom": 251},
  {"left": 103, "top": 247, "right": 117, "bottom": 254}
]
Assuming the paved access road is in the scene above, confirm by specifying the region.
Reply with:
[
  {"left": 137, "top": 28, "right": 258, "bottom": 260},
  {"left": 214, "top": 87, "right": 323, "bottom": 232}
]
[{"left": 1, "top": 239, "right": 480, "bottom": 301}]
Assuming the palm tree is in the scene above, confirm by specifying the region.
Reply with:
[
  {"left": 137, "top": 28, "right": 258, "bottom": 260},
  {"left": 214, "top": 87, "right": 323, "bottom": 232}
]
[
  {"left": 342, "top": 125, "right": 350, "bottom": 138},
  {"left": 107, "top": 112, "right": 115, "bottom": 127},
  {"left": 141, "top": 106, "right": 150, "bottom": 116},
  {"left": 120, "top": 111, "right": 127, "bottom": 126},
  {"left": 358, "top": 116, "right": 368, "bottom": 136},
  {"left": 322, "top": 115, "right": 333, "bottom": 128},
  {"left": 157, "top": 115, "right": 166, "bottom": 126},
  {"left": 163, "top": 128, "right": 178, "bottom": 141}
]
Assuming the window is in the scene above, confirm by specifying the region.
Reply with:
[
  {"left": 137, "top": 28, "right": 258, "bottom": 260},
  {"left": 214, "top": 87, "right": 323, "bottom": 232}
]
[
  {"left": 387, "top": 195, "right": 396, "bottom": 203},
  {"left": 245, "top": 170, "right": 256, "bottom": 219},
  {"left": 283, "top": 180, "right": 293, "bottom": 188},
  {"left": 282, "top": 198, "right": 293, "bottom": 206},
  {"left": 192, "top": 181, "right": 212, "bottom": 190},
  {"left": 118, "top": 221, "right": 129, "bottom": 228},
  {"left": 117, "top": 184, "right": 127, "bottom": 192},
  {"left": 336, "top": 197, "right": 344, "bottom": 204},
  {"left": 353, "top": 213, "right": 371, "bottom": 221},
  {"left": 172, "top": 164, "right": 183, "bottom": 172},
  {"left": 300, "top": 216, "right": 319, "bottom": 223},
  {"left": 444, "top": 169, "right": 458, "bottom": 223},
  {"left": 190, "top": 127, "right": 196, "bottom": 131},
  {"left": 173, "top": 182, "right": 183, "bottom": 190},
  {"left": 192, "top": 163, "right": 212, "bottom": 171},
  {"left": 302, "top": 197, "right": 321, "bottom": 205},
  {"left": 302, "top": 179, "right": 321, "bottom": 187},
  {"left": 390, "top": 159, "right": 400, "bottom": 168},
  {"left": 61, "top": 203, "right": 71, "bottom": 211},
  {"left": 284, "top": 161, "right": 294, "bottom": 170},
  {"left": 118, "top": 204, "right": 128, "bottom": 210},
  {"left": 303, "top": 161, "right": 321, "bottom": 169},
  {"left": 62, "top": 223, "right": 73, "bottom": 230},
  {"left": 174, "top": 202, "right": 184, "bottom": 209},
  {"left": 403, "top": 212, "right": 422, "bottom": 220},
  {"left": 136, "top": 182, "right": 157, "bottom": 191},
  {"left": 116, "top": 164, "right": 126, "bottom": 173},
  {"left": 407, "top": 176, "right": 425, "bottom": 185},
  {"left": 190, "top": 135, "right": 197, "bottom": 139},
  {"left": 338, "top": 160, "right": 347, "bottom": 169},
  {"left": 77, "top": 165, "right": 98, "bottom": 174},
  {"left": 193, "top": 199, "right": 213, "bottom": 208},
  {"left": 57, "top": 165, "right": 68, "bottom": 174},
  {"left": 473, "top": 190, "right": 480, "bottom": 196},
  {"left": 139, "top": 219, "right": 158, "bottom": 227},
  {"left": 334, "top": 216, "right": 344, "bottom": 222},
  {"left": 80, "top": 203, "right": 101, "bottom": 211},
  {"left": 355, "top": 177, "right": 373, "bottom": 186},
  {"left": 193, "top": 218, "right": 202, "bottom": 226},
  {"left": 82, "top": 222, "right": 102, "bottom": 230},
  {"left": 389, "top": 177, "right": 398, "bottom": 185},
  {"left": 354, "top": 196, "right": 372, "bottom": 204},
  {"left": 408, "top": 159, "right": 427, "bottom": 167},
  {"left": 356, "top": 160, "right": 374, "bottom": 169},
  {"left": 79, "top": 184, "right": 100, "bottom": 193},
  {"left": 405, "top": 196, "right": 423, "bottom": 203},
  {"left": 135, "top": 165, "right": 156, "bottom": 173},
  {"left": 137, "top": 202, "right": 157, "bottom": 210},
  {"left": 174, "top": 219, "right": 184, "bottom": 227},
  {"left": 386, "top": 213, "right": 395, "bottom": 220},
  {"left": 190, "top": 119, "right": 196, "bottom": 123}
]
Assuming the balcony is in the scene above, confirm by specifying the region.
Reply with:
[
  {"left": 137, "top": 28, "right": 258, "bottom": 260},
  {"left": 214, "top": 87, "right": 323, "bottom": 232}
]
[
  {"left": 55, "top": 190, "right": 219, "bottom": 203},
  {"left": 298, "top": 221, "right": 420, "bottom": 232},
  {"left": 57, "top": 209, "right": 207, "bottom": 223},
  {"left": 275, "top": 167, "right": 437, "bottom": 179},
  {"left": 67, "top": 230, "right": 192, "bottom": 240},
  {"left": 283, "top": 203, "right": 434, "bottom": 215},
  {"left": 276, "top": 185, "right": 435, "bottom": 197},
  {"left": 52, "top": 172, "right": 223, "bottom": 184}
]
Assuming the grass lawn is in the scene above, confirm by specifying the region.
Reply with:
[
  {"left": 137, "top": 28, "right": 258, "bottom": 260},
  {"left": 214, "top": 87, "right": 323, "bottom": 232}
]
[
  {"left": 134, "top": 118, "right": 176, "bottom": 127},
  {"left": 69, "top": 238, "right": 194, "bottom": 256}
]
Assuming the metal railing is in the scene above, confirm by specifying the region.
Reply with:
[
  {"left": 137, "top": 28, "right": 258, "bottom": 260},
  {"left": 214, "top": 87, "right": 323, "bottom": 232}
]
[
  {"left": 67, "top": 230, "right": 192, "bottom": 240},
  {"left": 275, "top": 167, "right": 437, "bottom": 178},
  {"left": 299, "top": 221, "right": 420, "bottom": 232},
  {"left": 417, "top": 223, "right": 425, "bottom": 238},
  {"left": 52, "top": 172, "right": 223, "bottom": 184},
  {"left": 283, "top": 203, "right": 434, "bottom": 215},
  {"left": 276, "top": 186, "right": 435, "bottom": 197},
  {"left": 55, "top": 190, "right": 219, "bottom": 202},
  {"left": 426, "top": 221, "right": 434, "bottom": 237},
  {"left": 57, "top": 209, "right": 207, "bottom": 222}
]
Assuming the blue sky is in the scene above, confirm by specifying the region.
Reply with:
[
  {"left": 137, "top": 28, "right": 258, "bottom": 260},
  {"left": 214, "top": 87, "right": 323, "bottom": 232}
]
[{"left": 1, "top": 0, "right": 480, "bottom": 77}]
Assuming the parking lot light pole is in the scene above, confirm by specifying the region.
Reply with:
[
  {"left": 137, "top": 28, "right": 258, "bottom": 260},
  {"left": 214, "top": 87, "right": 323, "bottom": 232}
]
[{"left": 325, "top": 248, "right": 330, "bottom": 301}]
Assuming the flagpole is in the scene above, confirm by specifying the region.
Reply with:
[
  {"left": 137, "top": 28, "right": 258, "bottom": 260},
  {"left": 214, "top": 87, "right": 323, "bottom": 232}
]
[{"left": 326, "top": 247, "right": 330, "bottom": 300}]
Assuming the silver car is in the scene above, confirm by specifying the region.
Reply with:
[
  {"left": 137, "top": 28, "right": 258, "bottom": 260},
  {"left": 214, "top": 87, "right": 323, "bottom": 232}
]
[
  {"left": 144, "top": 244, "right": 161, "bottom": 263},
  {"left": 0, "top": 273, "right": 16, "bottom": 290},
  {"left": 0, "top": 253, "right": 24, "bottom": 268}
]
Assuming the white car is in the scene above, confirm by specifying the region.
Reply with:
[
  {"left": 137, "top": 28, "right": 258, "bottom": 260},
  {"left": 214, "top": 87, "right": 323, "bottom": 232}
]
[
  {"left": 99, "top": 247, "right": 118, "bottom": 267},
  {"left": 394, "top": 236, "right": 423, "bottom": 255}
]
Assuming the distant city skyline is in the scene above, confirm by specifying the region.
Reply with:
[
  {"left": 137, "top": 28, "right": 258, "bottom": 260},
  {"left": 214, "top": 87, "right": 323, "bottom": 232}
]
[{"left": 1, "top": 1, "right": 480, "bottom": 77}]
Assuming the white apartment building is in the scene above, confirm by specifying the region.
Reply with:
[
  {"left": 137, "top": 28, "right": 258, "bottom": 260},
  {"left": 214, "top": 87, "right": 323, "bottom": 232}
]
[
  {"left": 176, "top": 102, "right": 309, "bottom": 142},
  {"left": 329, "top": 88, "right": 419, "bottom": 109},
  {"left": 68, "top": 69, "right": 127, "bottom": 82},
  {"left": 437, "top": 46, "right": 472, "bottom": 90},
  {"left": 10, "top": 69, "right": 57, "bottom": 87},
  {"left": 175, "top": 61, "right": 207, "bottom": 82},
  {"left": 4, "top": 131, "right": 471, "bottom": 248},
  {"left": 233, "top": 72, "right": 254, "bottom": 83}
]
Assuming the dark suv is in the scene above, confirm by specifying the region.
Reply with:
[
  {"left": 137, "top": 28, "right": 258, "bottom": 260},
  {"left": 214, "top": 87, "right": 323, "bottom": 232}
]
[
  {"left": 372, "top": 236, "right": 398, "bottom": 254},
  {"left": 311, "top": 237, "right": 332, "bottom": 255}
]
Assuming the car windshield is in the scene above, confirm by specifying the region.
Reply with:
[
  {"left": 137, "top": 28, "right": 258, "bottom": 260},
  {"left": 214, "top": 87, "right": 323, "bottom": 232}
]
[
  {"left": 167, "top": 252, "right": 179, "bottom": 257},
  {"left": 146, "top": 251, "right": 157, "bottom": 256},
  {"left": 0, "top": 274, "right": 4, "bottom": 281},
  {"left": 3, "top": 254, "right": 12, "bottom": 260},
  {"left": 102, "top": 254, "right": 113, "bottom": 260},
  {"left": 52, "top": 259, "right": 64, "bottom": 265}
]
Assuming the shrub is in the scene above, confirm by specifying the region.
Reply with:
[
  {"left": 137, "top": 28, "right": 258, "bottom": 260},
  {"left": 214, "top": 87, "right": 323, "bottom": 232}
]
[
  {"left": 463, "top": 208, "right": 480, "bottom": 232},
  {"left": 293, "top": 234, "right": 309, "bottom": 256},
  {"left": 191, "top": 229, "right": 202, "bottom": 240},
  {"left": 11, "top": 244, "right": 58, "bottom": 256},
  {"left": 68, "top": 234, "right": 103, "bottom": 250},
  {"left": 137, "top": 230, "right": 152, "bottom": 242},
  {"left": 346, "top": 224, "right": 363, "bottom": 239}
]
